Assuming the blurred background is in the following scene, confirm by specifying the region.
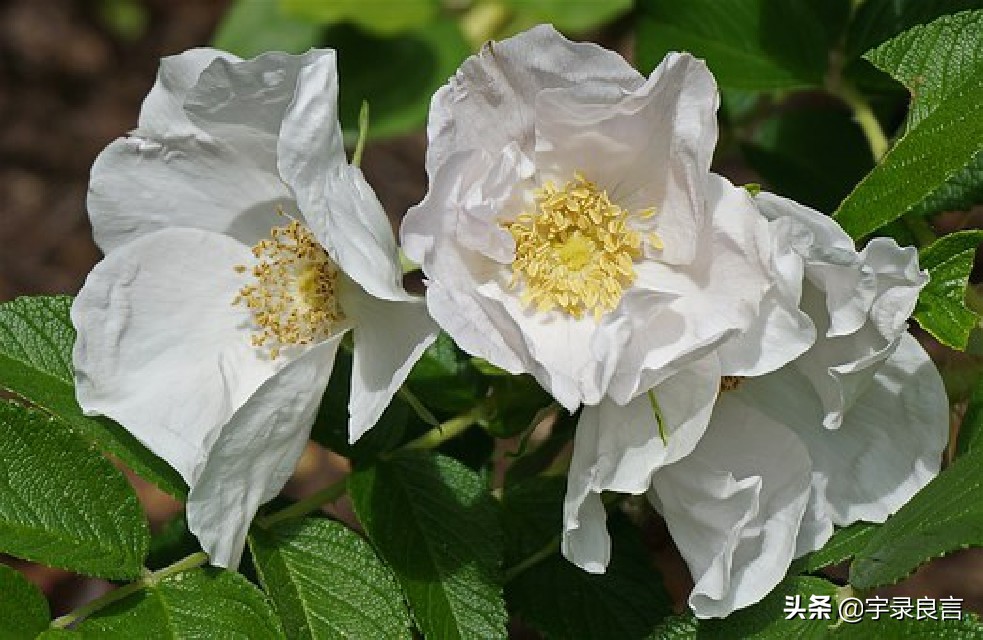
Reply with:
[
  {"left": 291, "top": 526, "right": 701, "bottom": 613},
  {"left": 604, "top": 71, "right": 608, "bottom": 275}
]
[{"left": 2, "top": 0, "right": 982, "bottom": 627}]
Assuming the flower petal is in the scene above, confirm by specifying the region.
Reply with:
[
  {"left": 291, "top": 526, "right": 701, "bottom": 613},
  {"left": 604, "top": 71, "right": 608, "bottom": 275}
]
[
  {"left": 426, "top": 24, "right": 642, "bottom": 171},
  {"left": 342, "top": 285, "right": 439, "bottom": 443},
  {"left": 534, "top": 52, "right": 718, "bottom": 264},
  {"left": 304, "top": 165, "right": 408, "bottom": 302},
  {"left": 137, "top": 48, "right": 241, "bottom": 139},
  {"left": 186, "top": 336, "right": 343, "bottom": 568},
  {"left": 89, "top": 50, "right": 340, "bottom": 253},
  {"left": 649, "top": 394, "right": 812, "bottom": 618},
  {"left": 562, "top": 356, "right": 720, "bottom": 572},
  {"left": 742, "top": 333, "right": 947, "bottom": 525},
  {"left": 605, "top": 174, "right": 772, "bottom": 402},
  {"left": 71, "top": 228, "right": 279, "bottom": 482}
]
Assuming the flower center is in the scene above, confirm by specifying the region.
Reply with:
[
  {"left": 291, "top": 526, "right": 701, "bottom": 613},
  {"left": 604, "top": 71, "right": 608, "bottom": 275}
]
[
  {"left": 233, "top": 220, "right": 345, "bottom": 358},
  {"left": 504, "top": 172, "right": 661, "bottom": 320}
]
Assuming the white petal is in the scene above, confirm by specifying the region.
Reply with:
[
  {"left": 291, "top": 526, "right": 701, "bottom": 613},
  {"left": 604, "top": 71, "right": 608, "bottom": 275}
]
[
  {"left": 304, "top": 165, "right": 408, "bottom": 302},
  {"left": 717, "top": 216, "right": 815, "bottom": 376},
  {"left": 650, "top": 394, "right": 812, "bottom": 618},
  {"left": 562, "top": 356, "right": 720, "bottom": 571},
  {"left": 606, "top": 174, "right": 772, "bottom": 402},
  {"left": 426, "top": 24, "right": 643, "bottom": 172},
  {"left": 769, "top": 333, "right": 946, "bottom": 524},
  {"left": 276, "top": 49, "right": 347, "bottom": 193},
  {"left": 136, "top": 48, "right": 241, "bottom": 140},
  {"left": 186, "top": 336, "right": 342, "bottom": 568},
  {"left": 343, "top": 286, "right": 439, "bottom": 443},
  {"left": 71, "top": 228, "right": 279, "bottom": 482},
  {"left": 534, "top": 52, "right": 718, "bottom": 264}
]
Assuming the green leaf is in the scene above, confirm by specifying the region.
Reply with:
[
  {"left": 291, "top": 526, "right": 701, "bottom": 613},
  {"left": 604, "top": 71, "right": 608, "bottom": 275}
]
[
  {"left": 651, "top": 577, "right": 837, "bottom": 639},
  {"left": 0, "top": 296, "right": 185, "bottom": 497},
  {"left": 405, "top": 332, "right": 488, "bottom": 415},
  {"left": 249, "top": 517, "right": 413, "bottom": 639},
  {"left": 0, "top": 402, "right": 149, "bottom": 579},
  {"left": 957, "top": 374, "right": 983, "bottom": 455},
  {"left": 742, "top": 107, "right": 874, "bottom": 213},
  {"left": 213, "top": 0, "right": 322, "bottom": 57},
  {"left": 505, "top": 0, "right": 632, "bottom": 33},
  {"left": 349, "top": 451, "right": 507, "bottom": 640},
  {"left": 914, "top": 230, "right": 983, "bottom": 349},
  {"left": 831, "top": 613, "right": 983, "bottom": 639},
  {"left": 503, "top": 480, "right": 672, "bottom": 639},
  {"left": 281, "top": 0, "right": 437, "bottom": 35},
  {"left": 834, "top": 12, "right": 983, "bottom": 237},
  {"left": 796, "top": 522, "right": 878, "bottom": 573},
  {"left": 636, "top": 0, "right": 850, "bottom": 89},
  {"left": 0, "top": 563, "right": 50, "bottom": 639},
  {"left": 845, "top": 0, "right": 983, "bottom": 60},
  {"left": 78, "top": 568, "right": 285, "bottom": 638},
  {"left": 866, "top": 9, "right": 983, "bottom": 218},
  {"left": 851, "top": 445, "right": 983, "bottom": 589},
  {"left": 327, "top": 20, "right": 470, "bottom": 140},
  {"left": 484, "top": 374, "right": 553, "bottom": 439}
]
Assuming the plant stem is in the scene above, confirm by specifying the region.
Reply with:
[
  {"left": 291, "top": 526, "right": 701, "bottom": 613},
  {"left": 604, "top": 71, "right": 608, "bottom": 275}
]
[
  {"left": 839, "top": 85, "right": 889, "bottom": 162},
  {"left": 257, "top": 476, "right": 349, "bottom": 529},
  {"left": 504, "top": 538, "right": 560, "bottom": 583},
  {"left": 352, "top": 100, "right": 369, "bottom": 168},
  {"left": 402, "top": 405, "right": 485, "bottom": 450},
  {"left": 50, "top": 552, "right": 209, "bottom": 629},
  {"left": 398, "top": 386, "right": 440, "bottom": 427}
]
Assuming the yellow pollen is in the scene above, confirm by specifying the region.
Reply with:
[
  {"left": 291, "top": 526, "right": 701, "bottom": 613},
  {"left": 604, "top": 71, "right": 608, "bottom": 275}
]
[
  {"left": 233, "top": 220, "right": 344, "bottom": 358},
  {"left": 504, "top": 172, "right": 662, "bottom": 320}
]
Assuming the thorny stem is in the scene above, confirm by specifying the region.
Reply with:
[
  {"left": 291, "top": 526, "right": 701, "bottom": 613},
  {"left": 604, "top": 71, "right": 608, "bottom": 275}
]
[{"left": 50, "top": 552, "right": 209, "bottom": 629}]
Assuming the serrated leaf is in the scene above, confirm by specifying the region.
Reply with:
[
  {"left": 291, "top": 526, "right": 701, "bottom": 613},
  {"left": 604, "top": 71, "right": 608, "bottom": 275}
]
[
  {"left": 866, "top": 9, "right": 983, "bottom": 218},
  {"left": 500, "top": 476, "right": 566, "bottom": 566},
  {"left": 850, "top": 445, "right": 983, "bottom": 589},
  {"left": 650, "top": 577, "right": 837, "bottom": 639},
  {"left": 212, "top": 0, "right": 322, "bottom": 58},
  {"left": 349, "top": 451, "right": 507, "bottom": 640},
  {"left": 834, "top": 12, "right": 983, "bottom": 237},
  {"left": 636, "top": 0, "right": 850, "bottom": 89},
  {"left": 0, "top": 563, "right": 50, "bottom": 639},
  {"left": 831, "top": 612, "right": 983, "bottom": 638},
  {"left": 249, "top": 517, "right": 413, "bottom": 639},
  {"left": 0, "top": 296, "right": 185, "bottom": 497},
  {"left": 505, "top": 0, "right": 632, "bottom": 33},
  {"left": 833, "top": 71, "right": 983, "bottom": 238},
  {"left": 846, "top": 0, "right": 983, "bottom": 61},
  {"left": 796, "top": 522, "right": 878, "bottom": 573},
  {"left": 282, "top": 0, "right": 437, "bottom": 35},
  {"left": 914, "top": 230, "right": 983, "bottom": 349},
  {"left": 406, "top": 332, "right": 487, "bottom": 415},
  {"left": 77, "top": 568, "right": 285, "bottom": 638},
  {"left": 742, "top": 107, "right": 873, "bottom": 213},
  {"left": 0, "top": 402, "right": 149, "bottom": 579}
]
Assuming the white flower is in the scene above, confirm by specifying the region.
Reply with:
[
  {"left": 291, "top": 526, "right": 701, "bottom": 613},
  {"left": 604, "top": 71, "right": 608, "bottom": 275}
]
[
  {"left": 564, "top": 193, "right": 948, "bottom": 618},
  {"left": 401, "top": 26, "right": 808, "bottom": 416},
  {"left": 71, "top": 48, "right": 438, "bottom": 567}
]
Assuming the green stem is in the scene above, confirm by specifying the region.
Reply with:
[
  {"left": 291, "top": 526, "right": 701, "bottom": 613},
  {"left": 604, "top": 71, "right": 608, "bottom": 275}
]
[
  {"left": 504, "top": 538, "right": 560, "bottom": 583},
  {"left": 902, "top": 213, "right": 938, "bottom": 246},
  {"left": 50, "top": 552, "right": 209, "bottom": 629},
  {"left": 839, "top": 85, "right": 890, "bottom": 162},
  {"left": 352, "top": 100, "right": 369, "bottom": 168},
  {"left": 398, "top": 386, "right": 440, "bottom": 427},
  {"left": 402, "top": 405, "right": 485, "bottom": 450},
  {"left": 257, "top": 476, "right": 348, "bottom": 529}
]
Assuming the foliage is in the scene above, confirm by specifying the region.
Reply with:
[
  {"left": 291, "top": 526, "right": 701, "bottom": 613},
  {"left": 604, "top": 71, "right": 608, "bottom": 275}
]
[{"left": 2, "top": 2, "right": 983, "bottom": 639}]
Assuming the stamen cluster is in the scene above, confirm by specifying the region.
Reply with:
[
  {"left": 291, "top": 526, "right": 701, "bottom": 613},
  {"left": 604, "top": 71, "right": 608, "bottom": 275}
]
[
  {"left": 504, "top": 172, "right": 661, "bottom": 320},
  {"left": 233, "top": 220, "right": 344, "bottom": 358}
]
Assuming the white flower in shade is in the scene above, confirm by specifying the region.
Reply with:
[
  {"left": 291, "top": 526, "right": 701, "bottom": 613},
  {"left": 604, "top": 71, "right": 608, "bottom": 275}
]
[
  {"left": 402, "top": 25, "right": 810, "bottom": 417},
  {"left": 71, "top": 48, "right": 437, "bottom": 568},
  {"left": 564, "top": 192, "right": 948, "bottom": 618}
]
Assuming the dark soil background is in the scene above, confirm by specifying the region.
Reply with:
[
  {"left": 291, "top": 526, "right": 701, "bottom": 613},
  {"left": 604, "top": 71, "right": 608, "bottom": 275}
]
[{"left": 2, "top": 0, "right": 982, "bottom": 628}]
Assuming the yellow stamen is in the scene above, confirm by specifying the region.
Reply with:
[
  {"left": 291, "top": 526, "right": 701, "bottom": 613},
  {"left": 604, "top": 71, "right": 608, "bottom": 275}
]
[
  {"left": 503, "top": 172, "right": 662, "bottom": 319},
  {"left": 233, "top": 220, "right": 344, "bottom": 358},
  {"left": 720, "top": 376, "right": 744, "bottom": 392}
]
